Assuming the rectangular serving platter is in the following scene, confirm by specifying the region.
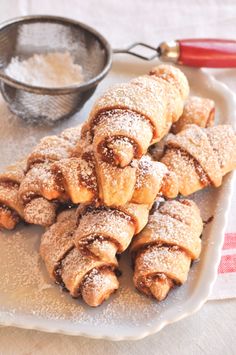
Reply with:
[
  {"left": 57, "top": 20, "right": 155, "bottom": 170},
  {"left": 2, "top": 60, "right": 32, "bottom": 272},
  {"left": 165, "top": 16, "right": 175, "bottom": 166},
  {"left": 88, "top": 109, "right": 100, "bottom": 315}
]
[{"left": 0, "top": 57, "right": 235, "bottom": 340}]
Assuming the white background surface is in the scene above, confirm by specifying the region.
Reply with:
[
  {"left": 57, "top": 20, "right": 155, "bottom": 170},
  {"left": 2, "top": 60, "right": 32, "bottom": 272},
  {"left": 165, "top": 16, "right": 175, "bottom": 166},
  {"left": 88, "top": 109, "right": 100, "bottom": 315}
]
[{"left": 0, "top": 1, "right": 236, "bottom": 354}]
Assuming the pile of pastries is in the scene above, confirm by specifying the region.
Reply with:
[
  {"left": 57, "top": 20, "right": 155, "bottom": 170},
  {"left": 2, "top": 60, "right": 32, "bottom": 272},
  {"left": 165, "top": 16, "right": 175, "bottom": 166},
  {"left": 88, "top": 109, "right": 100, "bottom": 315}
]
[{"left": 0, "top": 65, "right": 236, "bottom": 307}]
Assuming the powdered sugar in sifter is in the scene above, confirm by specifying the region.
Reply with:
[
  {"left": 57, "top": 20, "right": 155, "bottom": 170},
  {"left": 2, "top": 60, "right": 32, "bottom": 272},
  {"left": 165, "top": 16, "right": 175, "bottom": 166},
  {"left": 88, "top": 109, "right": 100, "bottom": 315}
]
[{"left": 0, "top": 15, "right": 236, "bottom": 123}]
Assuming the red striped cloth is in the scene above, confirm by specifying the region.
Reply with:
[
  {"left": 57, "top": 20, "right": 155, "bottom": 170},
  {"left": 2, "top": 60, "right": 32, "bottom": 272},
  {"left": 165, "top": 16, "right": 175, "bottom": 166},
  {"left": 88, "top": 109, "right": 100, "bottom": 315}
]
[
  {"left": 208, "top": 172, "right": 236, "bottom": 300},
  {"left": 218, "top": 234, "right": 236, "bottom": 274},
  {"left": 222, "top": 233, "right": 236, "bottom": 251},
  {"left": 209, "top": 232, "right": 236, "bottom": 300},
  {"left": 218, "top": 254, "right": 236, "bottom": 274}
]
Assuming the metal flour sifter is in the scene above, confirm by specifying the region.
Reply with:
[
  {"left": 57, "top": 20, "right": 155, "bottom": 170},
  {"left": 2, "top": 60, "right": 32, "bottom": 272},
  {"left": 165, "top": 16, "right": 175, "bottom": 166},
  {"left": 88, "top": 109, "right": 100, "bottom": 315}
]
[{"left": 0, "top": 15, "right": 236, "bottom": 123}]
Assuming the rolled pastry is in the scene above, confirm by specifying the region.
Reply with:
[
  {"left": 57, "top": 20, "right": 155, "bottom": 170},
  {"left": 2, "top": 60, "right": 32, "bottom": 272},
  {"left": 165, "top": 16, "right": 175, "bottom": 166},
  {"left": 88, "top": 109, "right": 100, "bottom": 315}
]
[
  {"left": 149, "top": 96, "right": 215, "bottom": 161},
  {"left": 130, "top": 199, "right": 203, "bottom": 301},
  {"left": 18, "top": 126, "right": 82, "bottom": 227},
  {"left": 40, "top": 202, "right": 149, "bottom": 307},
  {"left": 172, "top": 96, "right": 215, "bottom": 134},
  {"left": 19, "top": 124, "right": 178, "bottom": 209},
  {"left": 161, "top": 124, "right": 236, "bottom": 195},
  {"left": 86, "top": 65, "right": 189, "bottom": 168}
]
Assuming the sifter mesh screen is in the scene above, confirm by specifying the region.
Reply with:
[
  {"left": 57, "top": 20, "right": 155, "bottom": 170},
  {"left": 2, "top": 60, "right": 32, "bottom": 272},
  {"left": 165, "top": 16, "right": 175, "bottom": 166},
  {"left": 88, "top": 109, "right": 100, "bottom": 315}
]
[{"left": 0, "top": 16, "right": 111, "bottom": 122}]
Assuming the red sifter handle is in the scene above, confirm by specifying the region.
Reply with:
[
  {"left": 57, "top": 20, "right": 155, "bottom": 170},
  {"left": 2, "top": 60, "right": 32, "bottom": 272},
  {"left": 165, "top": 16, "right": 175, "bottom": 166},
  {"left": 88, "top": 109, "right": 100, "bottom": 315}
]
[{"left": 178, "top": 39, "right": 236, "bottom": 68}]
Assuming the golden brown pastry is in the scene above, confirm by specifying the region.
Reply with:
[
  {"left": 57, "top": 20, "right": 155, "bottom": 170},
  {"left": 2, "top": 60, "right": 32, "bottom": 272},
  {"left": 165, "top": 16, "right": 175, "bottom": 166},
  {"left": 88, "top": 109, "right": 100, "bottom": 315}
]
[
  {"left": 0, "top": 160, "right": 26, "bottom": 229},
  {"left": 161, "top": 124, "right": 236, "bottom": 195},
  {"left": 17, "top": 67, "right": 186, "bottom": 212},
  {"left": 172, "top": 96, "right": 215, "bottom": 134},
  {"left": 130, "top": 199, "right": 203, "bottom": 301},
  {"left": 131, "top": 155, "right": 178, "bottom": 204},
  {"left": 18, "top": 126, "right": 82, "bottom": 226},
  {"left": 85, "top": 65, "right": 189, "bottom": 168},
  {"left": 149, "top": 96, "right": 215, "bottom": 161},
  {"left": 40, "top": 202, "right": 149, "bottom": 307},
  {"left": 93, "top": 152, "right": 178, "bottom": 206},
  {"left": 40, "top": 209, "right": 77, "bottom": 280},
  {"left": 23, "top": 147, "right": 178, "bottom": 209},
  {"left": 18, "top": 121, "right": 178, "bottom": 211}
]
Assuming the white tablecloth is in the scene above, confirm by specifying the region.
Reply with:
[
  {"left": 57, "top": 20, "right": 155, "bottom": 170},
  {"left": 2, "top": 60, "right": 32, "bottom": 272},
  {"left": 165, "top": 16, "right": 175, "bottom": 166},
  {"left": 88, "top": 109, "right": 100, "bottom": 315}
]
[{"left": 0, "top": 0, "right": 236, "bottom": 354}]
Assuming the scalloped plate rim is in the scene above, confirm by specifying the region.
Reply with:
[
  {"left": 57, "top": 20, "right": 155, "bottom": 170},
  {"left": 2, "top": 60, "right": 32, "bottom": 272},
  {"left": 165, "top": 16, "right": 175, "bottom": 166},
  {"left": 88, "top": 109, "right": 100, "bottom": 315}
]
[{"left": 0, "top": 68, "right": 235, "bottom": 341}]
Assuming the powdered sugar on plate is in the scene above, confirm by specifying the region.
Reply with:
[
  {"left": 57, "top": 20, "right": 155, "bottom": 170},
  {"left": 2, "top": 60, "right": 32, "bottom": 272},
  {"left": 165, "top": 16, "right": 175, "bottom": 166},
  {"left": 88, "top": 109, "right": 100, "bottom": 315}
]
[
  {"left": 0, "top": 226, "right": 191, "bottom": 327},
  {"left": 0, "top": 61, "right": 234, "bottom": 339}
]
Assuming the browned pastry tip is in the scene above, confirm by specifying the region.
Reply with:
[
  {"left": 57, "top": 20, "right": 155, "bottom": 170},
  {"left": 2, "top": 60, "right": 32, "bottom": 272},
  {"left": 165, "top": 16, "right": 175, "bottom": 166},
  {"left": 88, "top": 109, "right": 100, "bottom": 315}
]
[
  {"left": 81, "top": 268, "right": 119, "bottom": 307},
  {"left": 131, "top": 156, "right": 179, "bottom": 205},
  {"left": 102, "top": 135, "right": 135, "bottom": 168},
  {"left": 24, "top": 197, "right": 57, "bottom": 227},
  {"left": 95, "top": 154, "right": 137, "bottom": 207},
  {"left": 134, "top": 246, "right": 192, "bottom": 301},
  {"left": 160, "top": 171, "right": 179, "bottom": 199},
  {"left": 59, "top": 125, "right": 82, "bottom": 146},
  {"left": 172, "top": 96, "right": 215, "bottom": 134},
  {"left": 26, "top": 136, "right": 74, "bottom": 171},
  {"left": 149, "top": 64, "right": 189, "bottom": 100},
  {"left": 131, "top": 199, "right": 203, "bottom": 301},
  {"left": 0, "top": 205, "right": 20, "bottom": 230},
  {"left": 51, "top": 153, "right": 97, "bottom": 205},
  {"left": 206, "top": 124, "right": 236, "bottom": 175},
  {"left": 0, "top": 159, "right": 26, "bottom": 230}
]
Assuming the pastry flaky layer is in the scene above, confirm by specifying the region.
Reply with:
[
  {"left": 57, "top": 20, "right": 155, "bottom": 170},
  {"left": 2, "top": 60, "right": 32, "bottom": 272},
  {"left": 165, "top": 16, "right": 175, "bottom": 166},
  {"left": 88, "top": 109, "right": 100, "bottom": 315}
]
[
  {"left": 130, "top": 199, "right": 203, "bottom": 301},
  {"left": 18, "top": 128, "right": 178, "bottom": 222},
  {"left": 161, "top": 124, "right": 236, "bottom": 196},
  {"left": 0, "top": 125, "right": 82, "bottom": 230},
  {"left": 18, "top": 64, "right": 187, "bottom": 216},
  {"left": 1, "top": 64, "right": 188, "bottom": 228},
  {"left": 18, "top": 126, "right": 82, "bottom": 227},
  {"left": 149, "top": 95, "right": 216, "bottom": 161},
  {"left": 0, "top": 159, "right": 26, "bottom": 230},
  {"left": 171, "top": 96, "right": 215, "bottom": 134},
  {"left": 40, "top": 202, "right": 149, "bottom": 307},
  {"left": 87, "top": 65, "right": 189, "bottom": 168},
  {"left": 1, "top": 64, "right": 236, "bottom": 308}
]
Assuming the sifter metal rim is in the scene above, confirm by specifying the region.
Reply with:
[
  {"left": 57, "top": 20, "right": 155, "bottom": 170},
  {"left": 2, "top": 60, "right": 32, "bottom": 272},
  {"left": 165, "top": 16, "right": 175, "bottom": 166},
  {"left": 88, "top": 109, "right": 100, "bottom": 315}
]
[{"left": 0, "top": 15, "right": 112, "bottom": 95}]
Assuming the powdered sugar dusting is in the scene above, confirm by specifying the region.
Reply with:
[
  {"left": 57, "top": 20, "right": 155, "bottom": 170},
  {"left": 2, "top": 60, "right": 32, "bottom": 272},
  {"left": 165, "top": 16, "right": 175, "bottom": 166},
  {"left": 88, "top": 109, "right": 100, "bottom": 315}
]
[
  {"left": 0, "top": 174, "right": 226, "bottom": 331},
  {"left": 0, "top": 62, "right": 234, "bottom": 336},
  {"left": 0, "top": 227, "right": 192, "bottom": 327},
  {"left": 5, "top": 52, "right": 84, "bottom": 88},
  {"left": 136, "top": 155, "right": 167, "bottom": 189},
  {"left": 76, "top": 207, "right": 133, "bottom": 252}
]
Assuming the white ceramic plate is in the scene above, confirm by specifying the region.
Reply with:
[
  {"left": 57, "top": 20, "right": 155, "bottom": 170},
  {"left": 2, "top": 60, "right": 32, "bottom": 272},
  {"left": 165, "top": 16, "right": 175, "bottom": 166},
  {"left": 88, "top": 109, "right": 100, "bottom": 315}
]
[{"left": 0, "top": 57, "right": 235, "bottom": 341}]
